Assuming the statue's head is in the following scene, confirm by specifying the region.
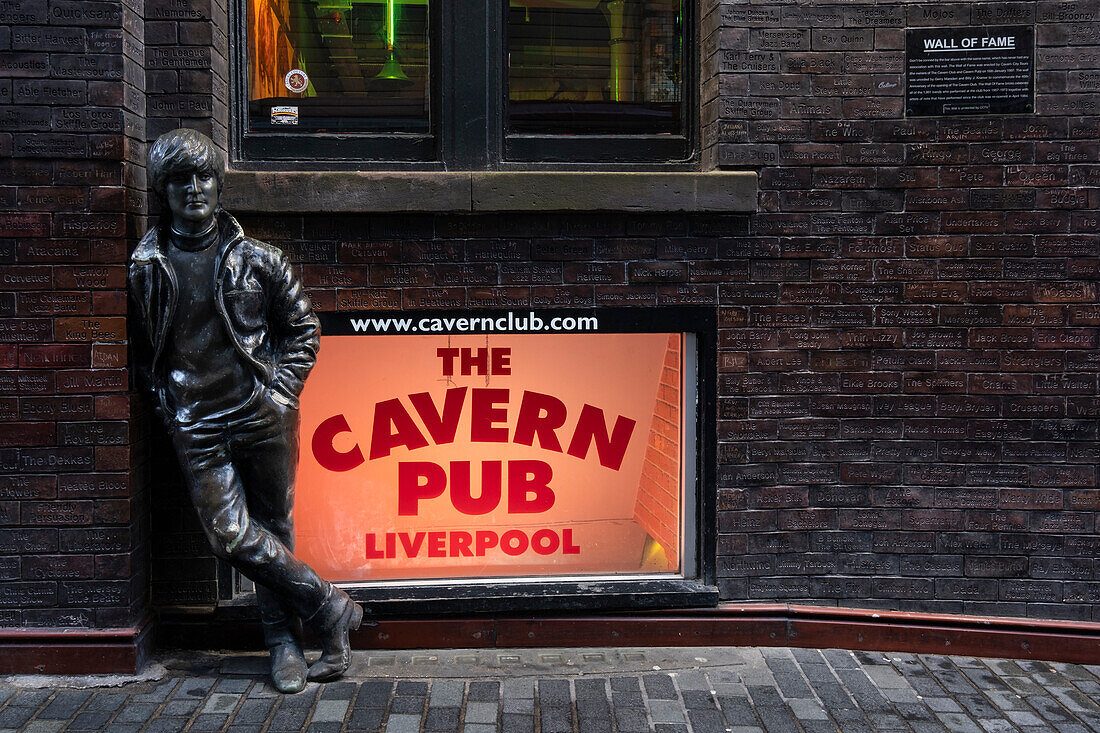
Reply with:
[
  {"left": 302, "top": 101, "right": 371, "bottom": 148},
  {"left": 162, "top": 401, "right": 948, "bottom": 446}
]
[{"left": 148, "top": 128, "right": 225, "bottom": 232}]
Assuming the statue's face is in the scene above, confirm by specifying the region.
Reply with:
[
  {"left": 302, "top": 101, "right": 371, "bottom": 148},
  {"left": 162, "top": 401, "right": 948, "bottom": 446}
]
[{"left": 165, "top": 170, "right": 219, "bottom": 227}]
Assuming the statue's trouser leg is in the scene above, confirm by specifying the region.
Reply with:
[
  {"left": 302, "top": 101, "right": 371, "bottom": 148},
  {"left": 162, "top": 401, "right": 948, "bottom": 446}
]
[{"left": 172, "top": 398, "right": 332, "bottom": 625}]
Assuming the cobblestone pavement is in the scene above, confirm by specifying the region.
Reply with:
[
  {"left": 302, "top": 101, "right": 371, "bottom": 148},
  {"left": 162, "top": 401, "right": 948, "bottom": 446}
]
[{"left": 3, "top": 646, "right": 1100, "bottom": 732}]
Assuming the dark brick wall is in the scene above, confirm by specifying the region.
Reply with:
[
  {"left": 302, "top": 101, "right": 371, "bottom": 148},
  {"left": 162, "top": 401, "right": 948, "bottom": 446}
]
[
  {"left": 142, "top": 0, "right": 229, "bottom": 609},
  {"left": 0, "top": 0, "right": 149, "bottom": 630},
  {"left": 5, "top": 0, "right": 1100, "bottom": 632},
  {"left": 699, "top": 0, "right": 1100, "bottom": 619}
]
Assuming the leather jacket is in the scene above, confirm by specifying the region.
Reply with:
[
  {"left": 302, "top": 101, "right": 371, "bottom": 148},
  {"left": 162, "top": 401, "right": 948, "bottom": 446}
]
[{"left": 128, "top": 210, "right": 320, "bottom": 420}]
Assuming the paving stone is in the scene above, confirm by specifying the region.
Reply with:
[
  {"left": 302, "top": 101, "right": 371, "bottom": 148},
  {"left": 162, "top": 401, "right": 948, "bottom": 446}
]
[
  {"left": 175, "top": 677, "right": 217, "bottom": 698},
  {"left": 500, "top": 712, "right": 534, "bottom": 733},
  {"left": 1004, "top": 708, "right": 1044, "bottom": 726},
  {"left": 893, "top": 702, "right": 935, "bottom": 721},
  {"left": 0, "top": 706, "right": 35, "bottom": 729},
  {"left": 717, "top": 694, "right": 760, "bottom": 726},
  {"left": 203, "top": 692, "right": 241, "bottom": 714},
  {"left": 135, "top": 681, "right": 179, "bottom": 703},
  {"left": 647, "top": 699, "right": 686, "bottom": 724},
  {"left": 388, "top": 696, "right": 424, "bottom": 714},
  {"left": 311, "top": 699, "right": 349, "bottom": 723},
  {"left": 314, "top": 681, "right": 353, "bottom": 700},
  {"left": 577, "top": 717, "right": 613, "bottom": 733},
  {"left": 576, "top": 698, "right": 610, "bottom": 720},
  {"left": 834, "top": 668, "right": 894, "bottom": 713},
  {"left": 936, "top": 712, "right": 984, "bottom": 733},
  {"left": 346, "top": 706, "right": 385, "bottom": 730},
  {"left": 269, "top": 704, "right": 311, "bottom": 731},
  {"left": 38, "top": 689, "right": 90, "bottom": 719},
  {"left": 538, "top": 679, "right": 570, "bottom": 706},
  {"left": 788, "top": 697, "right": 829, "bottom": 720},
  {"left": 910, "top": 722, "right": 951, "bottom": 733},
  {"left": 216, "top": 678, "right": 252, "bottom": 694},
  {"left": 502, "top": 679, "right": 534, "bottom": 700},
  {"left": 924, "top": 697, "right": 964, "bottom": 713},
  {"left": 681, "top": 689, "right": 717, "bottom": 709},
  {"left": 191, "top": 714, "right": 232, "bottom": 731},
  {"left": 687, "top": 708, "right": 726, "bottom": 733},
  {"left": 424, "top": 705, "right": 459, "bottom": 730},
  {"left": 86, "top": 692, "right": 127, "bottom": 712},
  {"left": 464, "top": 701, "right": 498, "bottom": 724},
  {"left": 539, "top": 705, "right": 573, "bottom": 733},
  {"left": 384, "top": 713, "right": 422, "bottom": 733},
  {"left": 674, "top": 670, "right": 712, "bottom": 690},
  {"left": 161, "top": 699, "right": 200, "bottom": 716},
  {"left": 21, "top": 722, "right": 65, "bottom": 733},
  {"left": 611, "top": 676, "right": 641, "bottom": 692},
  {"left": 115, "top": 703, "right": 158, "bottom": 724},
  {"left": 825, "top": 650, "right": 861, "bottom": 670},
  {"left": 766, "top": 657, "right": 814, "bottom": 698},
  {"left": 614, "top": 705, "right": 650, "bottom": 732},
  {"left": 643, "top": 674, "right": 678, "bottom": 700},
  {"left": 612, "top": 689, "right": 644, "bottom": 706},
  {"left": 233, "top": 698, "right": 276, "bottom": 725},
  {"left": 355, "top": 680, "right": 394, "bottom": 707},
  {"left": 428, "top": 679, "right": 463, "bottom": 707},
  {"left": 574, "top": 679, "right": 607, "bottom": 699},
  {"left": 395, "top": 681, "right": 428, "bottom": 695},
  {"left": 1026, "top": 695, "right": 1078, "bottom": 726},
  {"left": 2, "top": 647, "right": 1096, "bottom": 733},
  {"left": 144, "top": 717, "right": 189, "bottom": 733},
  {"left": 11, "top": 690, "right": 51, "bottom": 707},
  {"left": 468, "top": 681, "right": 499, "bottom": 701},
  {"left": 66, "top": 710, "right": 114, "bottom": 730},
  {"left": 747, "top": 686, "right": 803, "bottom": 733}
]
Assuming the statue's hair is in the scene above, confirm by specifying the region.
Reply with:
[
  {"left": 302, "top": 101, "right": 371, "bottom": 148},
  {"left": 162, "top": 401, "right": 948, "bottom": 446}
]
[{"left": 147, "top": 128, "right": 225, "bottom": 198}]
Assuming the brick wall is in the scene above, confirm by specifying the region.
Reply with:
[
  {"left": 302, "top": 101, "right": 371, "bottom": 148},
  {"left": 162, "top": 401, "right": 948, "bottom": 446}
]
[
  {"left": 5, "top": 0, "right": 1100, "bottom": 633},
  {"left": 0, "top": 0, "right": 149, "bottom": 631},
  {"left": 702, "top": 0, "right": 1100, "bottom": 619},
  {"left": 169, "top": 0, "right": 1098, "bottom": 622}
]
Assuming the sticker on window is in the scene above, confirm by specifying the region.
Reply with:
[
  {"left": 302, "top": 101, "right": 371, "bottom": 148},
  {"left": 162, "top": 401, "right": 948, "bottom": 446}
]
[
  {"left": 284, "top": 69, "right": 309, "bottom": 94},
  {"left": 271, "top": 106, "right": 299, "bottom": 125}
]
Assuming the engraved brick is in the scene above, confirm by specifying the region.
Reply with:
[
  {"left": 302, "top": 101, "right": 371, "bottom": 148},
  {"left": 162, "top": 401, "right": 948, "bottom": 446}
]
[
  {"left": 19, "top": 345, "right": 89, "bottom": 369},
  {"left": 51, "top": 53, "right": 123, "bottom": 79},
  {"left": 0, "top": 528, "right": 56, "bottom": 552}
]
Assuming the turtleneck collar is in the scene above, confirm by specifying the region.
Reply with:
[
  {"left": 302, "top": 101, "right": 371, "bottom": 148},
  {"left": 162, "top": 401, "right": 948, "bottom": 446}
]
[{"left": 169, "top": 215, "right": 219, "bottom": 252}]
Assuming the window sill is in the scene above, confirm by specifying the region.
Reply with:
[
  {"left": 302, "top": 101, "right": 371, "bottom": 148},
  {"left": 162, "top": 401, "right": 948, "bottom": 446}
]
[{"left": 223, "top": 170, "right": 757, "bottom": 213}]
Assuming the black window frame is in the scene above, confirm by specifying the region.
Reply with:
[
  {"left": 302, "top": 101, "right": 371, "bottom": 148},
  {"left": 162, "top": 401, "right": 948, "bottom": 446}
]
[{"left": 231, "top": 0, "right": 697, "bottom": 168}]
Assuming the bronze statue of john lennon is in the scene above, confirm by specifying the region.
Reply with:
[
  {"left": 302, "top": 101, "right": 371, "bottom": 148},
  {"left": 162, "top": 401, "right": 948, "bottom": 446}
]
[{"left": 129, "top": 128, "right": 364, "bottom": 693}]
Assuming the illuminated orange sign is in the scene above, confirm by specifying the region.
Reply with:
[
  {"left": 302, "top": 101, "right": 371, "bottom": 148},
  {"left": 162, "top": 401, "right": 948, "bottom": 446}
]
[{"left": 295, "top": 331, "right": 685, "bottom": 582}]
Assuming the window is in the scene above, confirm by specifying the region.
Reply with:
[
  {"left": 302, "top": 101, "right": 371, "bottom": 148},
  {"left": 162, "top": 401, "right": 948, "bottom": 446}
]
[{"left": 234, "top": 0, "right": 694, "bottom": 166}]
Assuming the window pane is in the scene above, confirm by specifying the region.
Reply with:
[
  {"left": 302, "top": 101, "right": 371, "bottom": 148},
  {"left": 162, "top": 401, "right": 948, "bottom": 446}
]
[
  {"left": 247, "top": 0, "right": 429, "bottom": 133},
  {"left": 507, "top": 0, "right": 682, "bottom": 135}
]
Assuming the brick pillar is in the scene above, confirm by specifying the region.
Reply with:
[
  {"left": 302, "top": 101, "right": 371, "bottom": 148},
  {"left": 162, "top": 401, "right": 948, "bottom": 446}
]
[
  {"left": 144, "top": 0, "right": 229, "bottom": 150},
  {"left": 0, "top": 0, "right": 150, "bottom": 669},
  {"left": 142, "top": 0, "right": 230, "bottom": 609}
]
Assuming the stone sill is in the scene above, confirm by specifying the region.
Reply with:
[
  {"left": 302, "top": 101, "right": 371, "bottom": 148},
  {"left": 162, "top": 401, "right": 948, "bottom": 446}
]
[{"left": 223, "top": 170, "right": 757, "bottom": 214}]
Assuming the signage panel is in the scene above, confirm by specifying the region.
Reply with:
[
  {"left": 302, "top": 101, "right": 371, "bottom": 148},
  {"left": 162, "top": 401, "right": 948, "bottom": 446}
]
[
  {"left": 295, "top": 310, "right": 698, "bottom": 584},
  {"left": 906, "top": 26, "right": 1034, "bottom": 116}
]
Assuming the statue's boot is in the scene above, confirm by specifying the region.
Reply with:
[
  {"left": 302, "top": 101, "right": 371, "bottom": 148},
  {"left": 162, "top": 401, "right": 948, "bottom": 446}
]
[
  {"left": 269, "top": 640, "right": 307, "bottom": 694},
  {"left": 305, "top": 585, "right": 364, "bottom": 682}
]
